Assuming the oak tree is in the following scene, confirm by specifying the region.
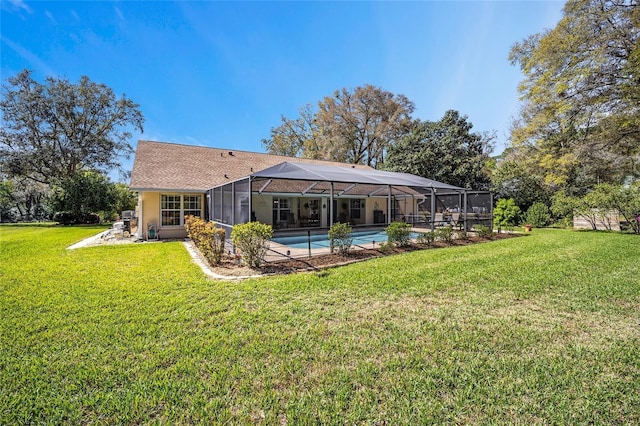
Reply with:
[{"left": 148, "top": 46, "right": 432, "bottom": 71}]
[
  {"left": 509, "top": 0, "right": 640, "bottom": 184},
  {"left": 385, "top": 110, "right": 494, "bottom": 190},
  {"left": 0, "top": 69, "right": 144, "bottom": 185},
  {"left": 262, "top": 85, "right": 415, "bottom": 167}
]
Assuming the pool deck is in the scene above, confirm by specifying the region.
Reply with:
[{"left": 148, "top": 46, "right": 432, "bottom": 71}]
[
  {"left": 264, "top": 239, "right": 385, "bottom": 262},
  {"left": 264, "top": 226, "right": 425, "bottom": 262}
]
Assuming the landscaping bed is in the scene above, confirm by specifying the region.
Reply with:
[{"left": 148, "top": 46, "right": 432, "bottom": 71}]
[{"left": 210, "top": 233, "right": 521, "bottom": 277}]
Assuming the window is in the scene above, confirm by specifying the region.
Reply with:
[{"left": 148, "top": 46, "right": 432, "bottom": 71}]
[
  {"left": 272, "top": 198, "right": 291, "bottom": 225},
  {"left": 350, "top": 199, "right": 364, "bottom": 221},
  {"left": 183, "top": 195, "right": 202, "bottom": 217},
  {"left": 161, "top": 195, "right": 181, "bottom": 226},
  {"left": 161, "top": 194, "right": 202, "bottom": 226}
]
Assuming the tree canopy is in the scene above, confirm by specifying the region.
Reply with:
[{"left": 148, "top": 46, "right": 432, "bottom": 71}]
[
  {"left": 0, "top": 69, "right": 144, "bottom": 185},
  {"left": 262, "top": 85, "right": 415, "bottom": 167},
  {"left": 385, "top": 110, "right": 494, "bottom": 190},
  {"left": 508, "top": 0, "right": 640, "bottom": 186},
  {"left": 262, "top": 104, "right": 317, "bottom": 158}
]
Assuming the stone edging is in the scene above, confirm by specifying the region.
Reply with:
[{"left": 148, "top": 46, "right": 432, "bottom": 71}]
[
  {"left": 182, "top": 240, "right": 396, "bottom": 281},
  {"left": 182, "top": 241, "right": 266, "bottom": 280},
  {"left": 67, "top": 230, "right": 112, "bottom": 249}
]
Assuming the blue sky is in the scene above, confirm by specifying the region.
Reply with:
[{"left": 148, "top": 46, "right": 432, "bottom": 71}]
[{"left": 1, "top": 1, "right": 563, "bottom": 180}]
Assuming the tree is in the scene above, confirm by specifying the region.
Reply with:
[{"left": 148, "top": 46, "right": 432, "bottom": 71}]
[
  {"left": 50, "top": 170, "right": 116, "bottom": 223},
  {"left": 385, "top": 110, "right": 494, "bottom": 189},
  {"left": 509, "top": 0, "right": 640, "bottom": 184},
  {"left": 551, "top": 183, "right": 640, "bottom": 232},
  {"left": 262, "top": 104, "right": 317, "bottom": 157},
  {"left": 491, "top": 147, "right": 551, "bottom": 211},
  {"left": 0, "top": 69, "right": 144, "bottom": 185},
  {"left": 112, "top": 183, "right": 137, "bottom": 217},
  {"left": 0, "top": 176, "right": 50, "bottom": 222},
  {"left": 262, "top": 85, "right": 415, "bottom": 167}
]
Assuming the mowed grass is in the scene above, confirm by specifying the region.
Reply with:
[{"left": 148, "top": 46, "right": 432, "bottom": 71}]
[{"left": 1, "top": 226, "right": 638, "bottom": 424}]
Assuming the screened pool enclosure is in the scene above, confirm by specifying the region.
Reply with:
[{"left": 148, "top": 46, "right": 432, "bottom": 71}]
[{"left": 205, "top": 162, "right": 492, "bottom": 235}]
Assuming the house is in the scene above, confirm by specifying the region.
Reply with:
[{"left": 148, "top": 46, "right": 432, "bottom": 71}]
[{"left": 129, "top": 140, "right": 492, "bottom": 239}]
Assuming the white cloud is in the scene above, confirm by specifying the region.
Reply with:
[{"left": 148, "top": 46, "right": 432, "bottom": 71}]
[
  {"left": 114, "top": 6, "right": 124, "bottom": 21},
  {"left": 6, "top": 0, "right": 32, "bottom": 13},
  {"left": 45, "top": 10, "right": 56, "bottom": 24},
  {"left": 71, "top": 9, "right": 80, "bottom": 22},
  {"left": 1, "top": 36, "right": 56, "bottom": 76}
]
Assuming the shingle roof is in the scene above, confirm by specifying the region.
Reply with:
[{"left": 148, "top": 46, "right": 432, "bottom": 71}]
[{"left": 129, "top": 140, "right": 373, "bottom": 191}]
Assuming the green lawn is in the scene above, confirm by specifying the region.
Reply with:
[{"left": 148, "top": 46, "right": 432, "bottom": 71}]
[{"left": 1, "top": 225, "right": 639, "bottom": 424}]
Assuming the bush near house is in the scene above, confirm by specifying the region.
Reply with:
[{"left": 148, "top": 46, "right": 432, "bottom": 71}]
[
  {"left": 328, "top": 222, "right": 353, "bottom": 255},
  {"left": 434, "top": 226, "right": 454, "bottom": 243},
  {"left": 416, "top": 231, "right": 435, "bottom": 246},
  {"left": 473, "top": 225, "right": 494, "bottom": 239},
  {"left": 231, "top": 222, "right": 273, "bottom": 268},
  {"left": 386, "top": 221, "right": 412, "bottom": 247},
  {"left": 184, "top": 215, "right": 226, "bottom": 265}
]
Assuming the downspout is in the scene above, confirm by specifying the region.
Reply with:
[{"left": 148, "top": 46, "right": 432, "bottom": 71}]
[{"left": 417, "top": 197, "right": 427, "bottom": 224}]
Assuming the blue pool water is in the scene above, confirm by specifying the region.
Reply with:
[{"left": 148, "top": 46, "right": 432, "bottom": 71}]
[{"left": 272, "top": 230, "right": 423, "bottom": 249}]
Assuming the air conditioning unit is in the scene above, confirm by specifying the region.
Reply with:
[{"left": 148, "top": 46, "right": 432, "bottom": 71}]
[{"left": 121, "top": 210, "right": 135, "bottom": 219}]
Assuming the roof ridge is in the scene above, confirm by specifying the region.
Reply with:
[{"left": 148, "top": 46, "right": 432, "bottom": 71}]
[{"left": 136, "top": 140, "right": 373, "bottom": 169}]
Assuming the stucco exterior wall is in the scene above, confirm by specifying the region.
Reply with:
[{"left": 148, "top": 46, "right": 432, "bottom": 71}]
[
  {"left": 366, "top": 196, "right": 389, "bottom": 224},
  {"left": 140, "top": 191, "right": 159, "bottom": 239},
  {"left": 139, "top": 191, "right": 205, "bottom": 240},
  {"left": 252, "top": 195, "right": 273, "bottom": 225}
]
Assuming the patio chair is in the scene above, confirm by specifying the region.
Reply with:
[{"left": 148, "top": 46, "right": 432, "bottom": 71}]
[{"left": 147, "top": 223, "right": 159, "bottom": 241}]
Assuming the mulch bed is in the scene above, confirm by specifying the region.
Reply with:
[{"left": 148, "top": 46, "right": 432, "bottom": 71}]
[{"left": 208, "top": 233, "right": 522, "bottom": 277}]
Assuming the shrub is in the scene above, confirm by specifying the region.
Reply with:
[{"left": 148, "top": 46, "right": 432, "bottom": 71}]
[
  {"left": 455, "top": 229, "right": 469, "bottom": 240},
  {"left": 416, "top": 232, "right": 435, "bottom": 246},
  {"left": 199, "top": 223, "right": 226, "bottom": 265},
  {"left": 378, "top": 241, "right": 395, "bottom": 253},
  {"left": 434, "top": 226, "right": 454, "bottom": 244},
  {"left": 328, "top": 222, "right": 353, "bottom": 255},
  {"left": 386, "top": 221, "right": 412, "bottom": 247},
  {"left": 552, "top": 217, "right": 574, "bottom": 229},
  {"left": 525, "top": 202, "right": 551, "bottom": 228},
  {"left": 185, "top": 215, "right": 206, "bottom": 245},
  {"left": 494, "top": 198, "right": 522, "bottom": 231},
  {"left": 53, "top": 211, "right": 77, "bottom": 225},
  {"left": 83, "top": 213, "right": 101, "bottom": 224},
  {"left": 474, "top": 225, "right": 494, "bottom": 239},
  {"left": 185, "top": 216, "right": 227, "bottom": 265},
  {"left": 231, "top": 222, "right": 273, "bottom": 268}
]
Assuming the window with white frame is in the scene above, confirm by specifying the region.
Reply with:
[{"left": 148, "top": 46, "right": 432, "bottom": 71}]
[
  {"left": 161, "top": 194, "right": 202, "bottom": 226},
  {"left": 183, "top": 195, "right": 202, "bottom": 218}
]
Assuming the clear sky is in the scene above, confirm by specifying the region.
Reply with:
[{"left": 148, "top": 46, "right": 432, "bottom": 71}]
[{"left": 1, "top": 0, "right": 563, "bottom": 180}]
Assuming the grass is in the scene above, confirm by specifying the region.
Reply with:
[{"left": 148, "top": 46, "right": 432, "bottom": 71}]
[{"left": 1, "top": 226, "right": 639, "bottom": 424}]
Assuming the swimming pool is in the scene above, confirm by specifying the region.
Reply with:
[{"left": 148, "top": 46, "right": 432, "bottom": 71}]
[{"left": 271, "top": 230, "right": 424, "bottom": 250}]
